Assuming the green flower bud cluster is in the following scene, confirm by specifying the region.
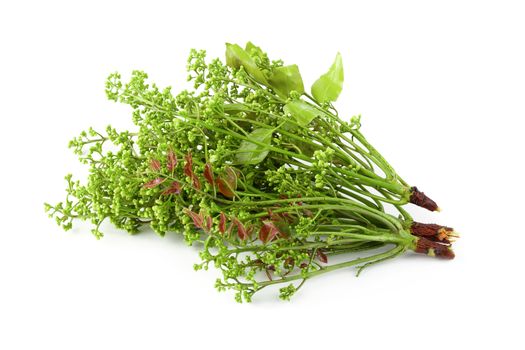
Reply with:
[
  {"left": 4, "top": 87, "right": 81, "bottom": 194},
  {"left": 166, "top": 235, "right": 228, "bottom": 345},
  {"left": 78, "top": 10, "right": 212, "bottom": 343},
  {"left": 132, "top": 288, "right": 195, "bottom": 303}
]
[{"left": 279, "top": 284, "right": 297, "bottom": 301}]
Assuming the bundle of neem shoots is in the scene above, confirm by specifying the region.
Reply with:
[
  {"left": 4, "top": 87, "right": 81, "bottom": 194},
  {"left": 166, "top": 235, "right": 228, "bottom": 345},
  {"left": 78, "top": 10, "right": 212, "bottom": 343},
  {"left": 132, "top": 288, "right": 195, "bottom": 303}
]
[{"left": 45, "top": 42, "right": 457, "bottom": 302}]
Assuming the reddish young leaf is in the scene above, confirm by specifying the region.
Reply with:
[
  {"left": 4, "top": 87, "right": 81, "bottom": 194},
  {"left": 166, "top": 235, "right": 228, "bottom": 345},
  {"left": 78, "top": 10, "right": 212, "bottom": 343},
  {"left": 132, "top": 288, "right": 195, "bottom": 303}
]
[
  {"left": 219, "top": 212, "right": 227, "bottom": 234},
  {"left": 192, "top": 175, "right": 201, "bottom": 191},
  {"left": 184, "top": 209, "right": 204, "bottom": 229},
  {"left": 224, "top": 166, "right": 239, "bottom": 186},
  {"left": 203, "top": 163, "right": 215, "bottom": 185},
  {"left": 167, "top": 149, "right": 177, "bottom": 171},
  {"left": 184, "top": 152, "right": 194, "bottom": 178},
  {"left": 149, "top": 159, "right": 161, "bottom": 172},
  {"left": 234, "top": 218, "right": 248, "bottom": 240},
  {"left": 183, "top": 152, "right": 201, "bottom": 190},
  {"left": 216, "top": 166, "right": 239, "bottom": 197},
  {"left": 259, "top": 220, "right": 280, "bottom": 243},
  {"left": 143, "top": 177, "right": 165, "bottom": 189},
  {"left": 216, "top": 179, "right": 234, "bottom": 198},
  {"left": 205, "top": 215, "right": 213, "bottom": 233},
  {"left": 317, "top": 250, "right": 328, "bottom": 264},
  {"left": 162, "top": 181, "right": 181, "bottom": 195}
]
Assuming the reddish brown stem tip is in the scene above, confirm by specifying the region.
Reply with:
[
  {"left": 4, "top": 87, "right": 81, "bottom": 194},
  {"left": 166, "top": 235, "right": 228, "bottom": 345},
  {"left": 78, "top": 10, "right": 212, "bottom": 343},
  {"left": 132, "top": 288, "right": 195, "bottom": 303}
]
[
  {"left": 410, "top": 222, "right": 457, "bottom": 243},
  {"left": 414, "top": 237, "right": 455, "bottom": 260},
  {"left": 409, "top": 186, "right": 439, "bottom": 212}
]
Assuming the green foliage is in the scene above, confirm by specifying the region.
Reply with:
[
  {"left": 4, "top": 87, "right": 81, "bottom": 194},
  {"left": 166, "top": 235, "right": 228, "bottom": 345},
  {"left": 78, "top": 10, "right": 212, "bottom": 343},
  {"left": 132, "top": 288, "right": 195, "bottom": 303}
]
[
  {"left": 46, "top": 42, "right": 444, "bottom": 302},
  {"left": 226, "top": 43, "right": 268, "bottom": 85},
  {"left": 234, "top": 128, "right": 273, "bottom": 164},
  {"left": 311, "top": 52, "right": 344, "bottom": 103},
  {"left": 245, "top": 41, "right": 265, "bottom": 61},
  {"left": 268, "top": 64, "right": 304, "bottom": 98},
  {"left": 283, "top": 99, "right": 323, "bottom": 127}
]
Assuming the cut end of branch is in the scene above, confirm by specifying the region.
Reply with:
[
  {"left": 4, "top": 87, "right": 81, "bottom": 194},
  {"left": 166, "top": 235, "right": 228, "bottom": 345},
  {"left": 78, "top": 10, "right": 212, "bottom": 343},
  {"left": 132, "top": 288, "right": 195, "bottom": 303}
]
[
  {"left": 409, "top": 186, "right": 439, "bottom": 211},
  {"left": 414, "top": 237, "right": 455, "bottom": 260},
  {"left": 410, "top": 222, "right": 457, "bottom": 243}
]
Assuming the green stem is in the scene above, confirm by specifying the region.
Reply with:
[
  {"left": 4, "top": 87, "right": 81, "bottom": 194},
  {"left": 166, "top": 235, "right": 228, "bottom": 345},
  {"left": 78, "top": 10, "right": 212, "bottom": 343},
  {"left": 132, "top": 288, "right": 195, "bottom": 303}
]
[
  {"left": 243, "top": 202, "right": 401, "bottom": 232},
  {"left": 248, "top": 244, "right": 406, "bottom": 288}
]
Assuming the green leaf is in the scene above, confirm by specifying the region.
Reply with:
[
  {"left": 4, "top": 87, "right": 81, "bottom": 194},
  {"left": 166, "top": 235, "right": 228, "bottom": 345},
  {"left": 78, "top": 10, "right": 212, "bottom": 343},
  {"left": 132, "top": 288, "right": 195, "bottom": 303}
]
[
  {"left": 245, "top": 41, "right": 265, "bottom": 60},
  {"left": 268, "top": 65, "right": 305, "bottom": 98},
  {"left": 225, "top": 43, "right": 245, "bottom": 69},
  {"left": 223, "top": 103, "right": 251, "bottom": 114},
  {"left": 225, "top": 43, "right": 268, "bottom": 85},
  {"left": 283, "top": 99, "right": 323, "bottom": 126},
  {"left": 311, "top": 52, "right": 344, "bottom": 103},
  {"left": 235, "top": 128, "right": 273, "bottom": 164}
]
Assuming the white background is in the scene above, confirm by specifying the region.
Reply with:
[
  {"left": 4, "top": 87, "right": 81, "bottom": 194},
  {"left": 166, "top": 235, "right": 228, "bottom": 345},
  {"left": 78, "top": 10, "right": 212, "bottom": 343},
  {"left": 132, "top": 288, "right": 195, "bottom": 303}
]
[{"left": 1, "top": 1, "right": 524, "bottom": 349}]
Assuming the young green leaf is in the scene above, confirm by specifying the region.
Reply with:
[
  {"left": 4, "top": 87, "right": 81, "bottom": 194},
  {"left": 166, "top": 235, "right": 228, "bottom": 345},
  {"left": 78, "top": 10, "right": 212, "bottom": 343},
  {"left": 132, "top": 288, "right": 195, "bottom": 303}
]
[
  {"left": 225, "top": 43, "right": 246, "bottom": 69},
  {"left": 225, "top": 43, "right": 268, "bottom": 85},
  {"left": 245, "top": 41, "right": 265, "bottom": 60},
  {"left": 283, "top": 99, "right": 323, "bottom": 126},
  {"left": 235, "top": 128, "right": 273, "bottom": 164},
  {"left": 223, "top": 103, "right": 251, "bottom": 114},
  {"left": 268, "top": 65, "right": 305, "bottom": 98},
  {"left": 311, "top": 52, "right": 344, "bottom": 103}
]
